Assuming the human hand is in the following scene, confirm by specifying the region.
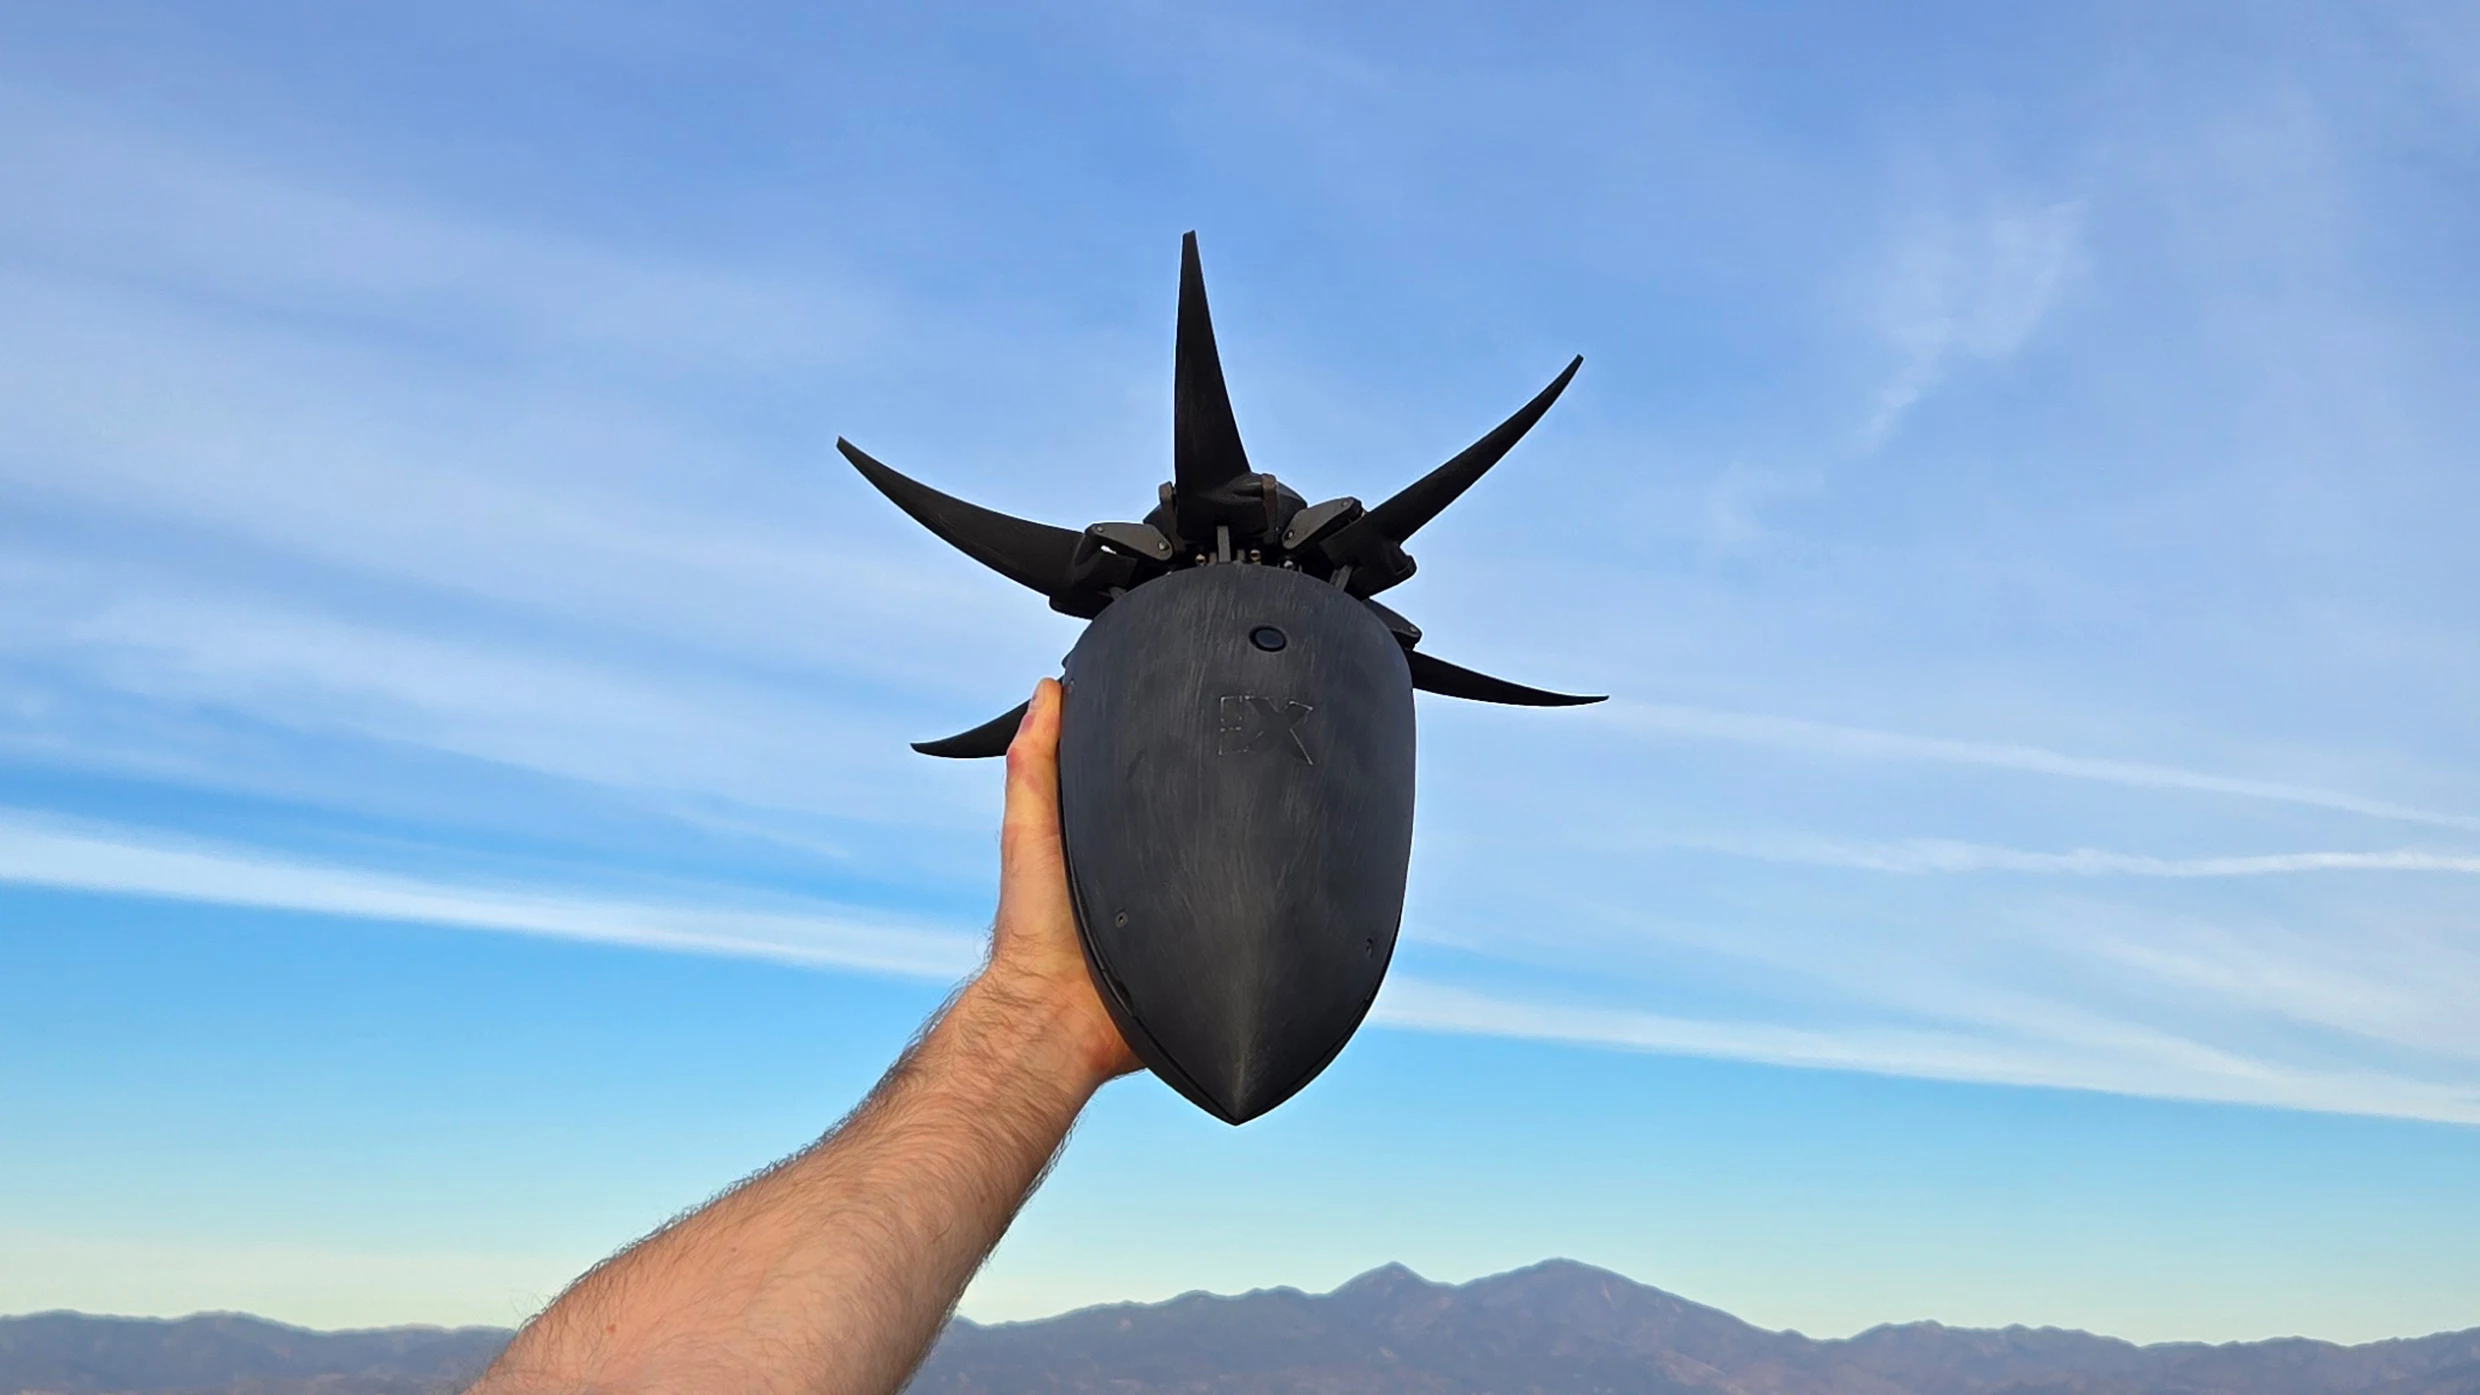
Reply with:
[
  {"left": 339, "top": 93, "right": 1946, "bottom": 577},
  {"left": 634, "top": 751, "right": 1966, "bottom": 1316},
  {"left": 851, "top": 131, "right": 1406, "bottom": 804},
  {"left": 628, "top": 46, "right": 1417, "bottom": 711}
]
[
  {"left": 469, "top": 681, "right": 1137, "bottom": 1395},
  {"left": 973, "top": 677, "right": 1143, "bottom": 1088}
]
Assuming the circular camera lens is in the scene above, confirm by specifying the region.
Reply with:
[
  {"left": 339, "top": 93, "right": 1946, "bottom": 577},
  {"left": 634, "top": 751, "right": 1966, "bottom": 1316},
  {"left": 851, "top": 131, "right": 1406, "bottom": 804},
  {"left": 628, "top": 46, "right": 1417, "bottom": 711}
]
[{"left": 1249, "top": 626, "right": 1288, "bottom": 652}]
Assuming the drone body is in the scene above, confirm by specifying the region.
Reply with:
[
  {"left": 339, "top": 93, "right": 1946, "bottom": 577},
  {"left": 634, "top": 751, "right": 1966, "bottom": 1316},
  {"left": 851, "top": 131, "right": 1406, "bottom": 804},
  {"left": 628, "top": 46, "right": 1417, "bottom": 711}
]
[
  {"left": 841, "top": 234, "right": 1599, "bottom": 1123},
  {"left": 1060, "top": 563, "right": 1414, "bottom": 1121}
]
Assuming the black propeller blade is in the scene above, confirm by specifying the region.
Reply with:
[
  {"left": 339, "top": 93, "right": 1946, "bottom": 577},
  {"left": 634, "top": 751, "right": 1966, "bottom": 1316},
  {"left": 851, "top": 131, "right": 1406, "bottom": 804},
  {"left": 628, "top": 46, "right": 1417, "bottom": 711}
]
[
  {"left": 1363, "top": 355, "right": 1583, "bottom": 545},
  {"left": 845, "top": 236, "right": 1602, "bottom": 729},
  {"left": 913, "top": 700, "right": 1031, "bottom": 758},
  {"left": 1174, "top": 231, "right": 1254, "bottom": 542},
  {"left": 839, "top": 438, "right": 1084, "bottom": 597},
  {"left": 1406, "top": 649, "right": 1604, "bottom": 707}
]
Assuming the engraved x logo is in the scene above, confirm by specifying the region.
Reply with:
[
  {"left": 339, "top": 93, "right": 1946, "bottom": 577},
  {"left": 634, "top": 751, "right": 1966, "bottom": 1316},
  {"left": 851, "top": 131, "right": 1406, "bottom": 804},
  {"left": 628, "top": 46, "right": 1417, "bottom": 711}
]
[{"left": 1216, "top": 695, "right": 1316, "bottom": 766}]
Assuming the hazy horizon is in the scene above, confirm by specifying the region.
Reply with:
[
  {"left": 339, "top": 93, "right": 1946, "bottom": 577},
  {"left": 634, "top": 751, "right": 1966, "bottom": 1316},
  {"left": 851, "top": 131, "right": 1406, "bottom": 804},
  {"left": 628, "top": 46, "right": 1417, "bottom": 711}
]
[{"left": 9, "top": 1254, "right": 2477, "bottom": 1347}]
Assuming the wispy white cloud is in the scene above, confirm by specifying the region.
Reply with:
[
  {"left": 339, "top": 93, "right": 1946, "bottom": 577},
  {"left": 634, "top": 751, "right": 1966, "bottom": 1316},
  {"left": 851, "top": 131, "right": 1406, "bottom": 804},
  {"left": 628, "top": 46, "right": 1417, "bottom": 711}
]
[
  {"left": 0, "top": 250, "right": 1040, "bottom": 695},
  {"left": 0, "top": 86, "right": 1095, "bottom": 705},
  {"left": 1668, "top": 833, "right": 2480, "bottom": 878},
  {"left": 1372, "top": 977, "right": 2480, "bottom": 1126},
  {"left": 0, "top": 97, "right": 882, "bottom": 374},
  {"left": 2061, "top": 912, "right": 2480, "bottom": 1064},
  {"left": 0, "top": 814, "right": 980, "bottom": 981},
  {"left": 17, "top": 810, "right": 2480, "bottom": 1126},
  {"left": 1864, "top": 197, "right": 2082, "bottom": 445},
  {"left": 1699, "top": 461, "right": 1824, "bottom": 551},
  {"left": 7, "top": 10, "right": 2480, "bottom": 1180},
  {"left": 1599, "top": 700, "right": 2480, "bottom": 833},
  {"left": 40, "top": 588, "right": 931, "bottom": 816}
]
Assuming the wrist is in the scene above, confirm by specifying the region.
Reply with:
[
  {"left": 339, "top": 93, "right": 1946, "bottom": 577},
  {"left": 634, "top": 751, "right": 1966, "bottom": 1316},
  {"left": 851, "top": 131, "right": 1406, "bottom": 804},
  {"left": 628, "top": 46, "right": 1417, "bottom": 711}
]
[{"left": 950, "top": 965, "right": 1124, "bottom": 1105}]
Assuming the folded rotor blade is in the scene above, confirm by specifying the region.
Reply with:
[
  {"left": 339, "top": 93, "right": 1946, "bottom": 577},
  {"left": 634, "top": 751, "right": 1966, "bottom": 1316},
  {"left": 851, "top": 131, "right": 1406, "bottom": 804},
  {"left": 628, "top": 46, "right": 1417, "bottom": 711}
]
[
  {"left": 1363, "top": 355, "right": 1582, "bottom": 544},
  {"left": 839, "top": 439, "right": 1083, "bottom": 596},
  {"left": 912, "top": 701, "right": 1031, "bottom": 758},
  {"left": 1174, "top": 232, "right": 1253, "bottom": 527},
  {"left": 1358, "top": 595, "right": 1422, "bottom": 647},
  {"left": 1406, "top": 649, "right": 1603, "bottom": 707}
]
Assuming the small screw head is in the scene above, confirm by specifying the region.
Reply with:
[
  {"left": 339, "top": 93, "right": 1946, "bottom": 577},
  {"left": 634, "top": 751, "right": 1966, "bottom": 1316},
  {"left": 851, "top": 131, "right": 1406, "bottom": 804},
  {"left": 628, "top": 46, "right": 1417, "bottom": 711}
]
[{"left": 1114, "top": 910, "right": 1129, "bottom": 927}]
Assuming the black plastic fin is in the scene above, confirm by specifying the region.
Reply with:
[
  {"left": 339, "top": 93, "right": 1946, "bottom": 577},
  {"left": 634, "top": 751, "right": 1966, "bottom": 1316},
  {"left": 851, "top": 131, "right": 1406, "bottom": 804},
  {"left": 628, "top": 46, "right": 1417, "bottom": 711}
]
[
  {"left": 1406, "top": 649, "right": 1604, "bottom": 707},
  {"left": 1088, "top": 521, "right": 1176, "bottom": 560},
  {"left": 839, "top": 439, "right": 1084, "bottom": 596},
  {"left": 1281, "top": 496, "right": 1364, "bottom": 551},
  {"left": 1175, "top": 232, "right": 1252, "bottom": 534},
  {"left": 1364, "top": 356, "right": 1582, "bottom": 543},
  {"left": 912, "top": 701, "right": 1031, "bottom": 758},
  {"left": 1358, "top": 595, "right": 1422, "bottom": 647}
]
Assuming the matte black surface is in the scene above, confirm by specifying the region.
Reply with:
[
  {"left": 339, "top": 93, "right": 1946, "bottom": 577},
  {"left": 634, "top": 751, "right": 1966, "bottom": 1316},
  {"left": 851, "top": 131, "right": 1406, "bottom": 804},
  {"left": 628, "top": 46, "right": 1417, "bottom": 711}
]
[
  {"left": 1315, "top": 355, "right": 1585, "bottom": 599},
  {"left": 1362, "top": 356, "right": 1583, "bottom": 545},
  {"left": 914, "top": 701, "right": 1031, "bottom": 758},
  {"left": 841, "top": 233, "right": 1602, "bottom": 1120},
  {"left": 1058, "top": 565, "right": 1415, "bottom": 1123},
  {"left": 1173, "top": 232, "right": 1254, "bottom": 543},
  {"left": 838, "top": 438, "right": 1081, "bottom": 595},
  {"left": 1406, "top": 649, "right": 1606, "bottom": 707}
]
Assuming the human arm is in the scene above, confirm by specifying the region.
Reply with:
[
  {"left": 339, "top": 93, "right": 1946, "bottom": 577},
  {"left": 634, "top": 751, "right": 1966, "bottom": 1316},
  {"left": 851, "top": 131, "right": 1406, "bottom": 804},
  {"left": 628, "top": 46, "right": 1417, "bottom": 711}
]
[{"left": 468, "top": 678, "right": 1138, "bottom": 1395}]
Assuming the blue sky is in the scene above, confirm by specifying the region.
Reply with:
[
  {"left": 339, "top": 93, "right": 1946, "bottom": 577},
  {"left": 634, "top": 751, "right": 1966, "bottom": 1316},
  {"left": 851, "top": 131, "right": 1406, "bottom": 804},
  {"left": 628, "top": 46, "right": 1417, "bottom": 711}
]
[{"left": 6, "top": 0, "right": 2480, "bottom": 1346}]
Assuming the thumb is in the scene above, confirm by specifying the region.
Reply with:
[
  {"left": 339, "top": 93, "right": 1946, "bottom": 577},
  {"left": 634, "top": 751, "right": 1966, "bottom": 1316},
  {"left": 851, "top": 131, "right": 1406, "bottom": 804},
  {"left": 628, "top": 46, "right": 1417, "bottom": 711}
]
[{"left": 997, "top": 678, "right": 1070, "bottom": 930}]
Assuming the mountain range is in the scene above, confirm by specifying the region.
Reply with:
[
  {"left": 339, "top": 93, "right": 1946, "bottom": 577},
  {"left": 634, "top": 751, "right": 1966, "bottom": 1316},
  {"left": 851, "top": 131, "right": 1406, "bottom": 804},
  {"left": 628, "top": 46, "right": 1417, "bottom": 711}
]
[{"left": 7, "top": 1260, "right": 2478, "bottom": 1395}]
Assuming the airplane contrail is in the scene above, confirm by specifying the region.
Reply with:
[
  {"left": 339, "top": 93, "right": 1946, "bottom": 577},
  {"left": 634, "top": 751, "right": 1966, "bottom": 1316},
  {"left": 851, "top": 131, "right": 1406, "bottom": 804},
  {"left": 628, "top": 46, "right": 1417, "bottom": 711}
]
[{"left": 1600, "top": 700, "right": 2480, "bottom": 833}]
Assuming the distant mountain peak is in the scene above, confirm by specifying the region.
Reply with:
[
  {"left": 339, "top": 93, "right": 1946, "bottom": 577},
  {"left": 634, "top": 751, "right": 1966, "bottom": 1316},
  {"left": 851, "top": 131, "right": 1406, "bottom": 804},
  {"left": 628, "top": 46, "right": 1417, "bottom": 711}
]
[
  {"left": 0, "top": 1309, "right": 512, "bottom": 1394},
  {"left": 1486, "top": 1256, "right": 1639, "bottom": 1290},
  {"left": 14, "top": 1263, "right": 2480, "bottom": 1395},
  {"left": 909, "top": 1260, "right": 2480, "bottom": 1395},
  {"left": 1331, "top": 1260, "right": 1436, "bottom": 1296}
]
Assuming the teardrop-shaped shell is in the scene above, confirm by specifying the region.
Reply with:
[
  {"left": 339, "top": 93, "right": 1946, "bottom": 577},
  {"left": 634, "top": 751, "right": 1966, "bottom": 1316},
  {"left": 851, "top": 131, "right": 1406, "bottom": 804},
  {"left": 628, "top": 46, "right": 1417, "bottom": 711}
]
[{"left": 1058, "top": 565, "right": 1415, "bottom": 1122}]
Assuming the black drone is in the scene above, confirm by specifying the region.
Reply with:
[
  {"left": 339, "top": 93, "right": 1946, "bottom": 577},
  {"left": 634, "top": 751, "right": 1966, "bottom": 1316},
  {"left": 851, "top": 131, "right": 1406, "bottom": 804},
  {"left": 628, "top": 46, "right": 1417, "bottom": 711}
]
[{"left": 839, "top": 233, "right": 1600, "bottom": 1123}]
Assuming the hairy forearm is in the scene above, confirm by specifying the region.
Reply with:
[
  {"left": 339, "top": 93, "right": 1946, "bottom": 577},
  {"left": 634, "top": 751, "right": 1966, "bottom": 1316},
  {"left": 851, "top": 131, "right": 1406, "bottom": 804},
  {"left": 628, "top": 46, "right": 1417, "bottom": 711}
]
[
  {"left": 471, "top": 974, "right": 1110, "bottom": 1395},
  {"left": 471, "top": 678, "right": 1130, "bottom": 1395}
]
